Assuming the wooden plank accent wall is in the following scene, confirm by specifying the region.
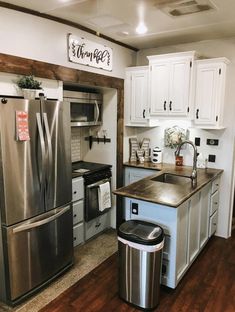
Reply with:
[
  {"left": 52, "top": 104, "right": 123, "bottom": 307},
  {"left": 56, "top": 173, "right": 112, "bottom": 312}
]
[{"left": 0, "top": 52, "right": 124, "bottom": 227}]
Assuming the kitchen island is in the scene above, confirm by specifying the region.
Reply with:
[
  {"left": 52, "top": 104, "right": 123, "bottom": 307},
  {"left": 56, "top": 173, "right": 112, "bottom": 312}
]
[
  {"left": 114, "top": 163, "right": 223, "bottom": 289},
  {"left": 114, "top": 162, "right": 222, "bottom": 207}
]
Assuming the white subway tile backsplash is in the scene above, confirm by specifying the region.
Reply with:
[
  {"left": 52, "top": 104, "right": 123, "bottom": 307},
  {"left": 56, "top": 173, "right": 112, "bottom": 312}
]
[{"left": 71, "top": 127, "right": 81, "bottom": 162}]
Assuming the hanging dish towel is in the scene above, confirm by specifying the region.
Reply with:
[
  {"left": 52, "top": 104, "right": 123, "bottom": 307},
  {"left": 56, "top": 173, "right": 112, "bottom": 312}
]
[{"left": 98, "top": 182, "right": 111, "bottom": 212}]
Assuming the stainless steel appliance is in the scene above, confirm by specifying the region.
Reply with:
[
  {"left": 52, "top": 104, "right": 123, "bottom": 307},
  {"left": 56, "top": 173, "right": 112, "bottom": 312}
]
[
  {"left": 0, "top": 96, "right": 73, "bottom": 305},
  {"left": 118, "top": 220, "right": 164, "bottom": 310},
  {"left": 72, "top": 161, "right": 112, "bottom": 222},
  {"left": 63, "top": 90, "right": 102, "bottom": 127}
]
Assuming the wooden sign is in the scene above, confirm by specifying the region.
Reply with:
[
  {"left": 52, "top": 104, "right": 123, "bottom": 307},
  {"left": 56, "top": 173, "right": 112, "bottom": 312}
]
[{"left": 68, "top": 34, "right": 113, "bottom": 71}]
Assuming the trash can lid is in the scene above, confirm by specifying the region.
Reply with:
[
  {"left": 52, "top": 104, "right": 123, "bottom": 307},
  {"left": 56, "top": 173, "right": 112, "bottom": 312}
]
[{"left": 118, "top": 220, "right": 164, "bottom": 245}]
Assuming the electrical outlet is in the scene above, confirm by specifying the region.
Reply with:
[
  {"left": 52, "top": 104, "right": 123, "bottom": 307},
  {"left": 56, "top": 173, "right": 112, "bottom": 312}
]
[
  {"left": 131, "top": 203, "right": 138, "bottom": 215},
  {"left": 208, "top": 154, "right": 216, "bottom": 162},
  {"left": 195, "top": 137, "right": 200, "bottom": 146},
  {"left": 207, "top": 139, "right": 219, "bottom": 146}
]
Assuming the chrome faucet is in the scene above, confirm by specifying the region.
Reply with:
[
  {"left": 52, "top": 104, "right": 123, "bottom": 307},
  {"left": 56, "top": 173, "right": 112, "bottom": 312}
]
[{"left": 175, "top": 140, "right": 197, "bottom": 187}]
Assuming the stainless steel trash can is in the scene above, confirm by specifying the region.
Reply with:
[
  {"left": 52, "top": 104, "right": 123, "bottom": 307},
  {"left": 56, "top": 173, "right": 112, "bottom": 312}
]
[{"left": 118, "top": 220, "right": 164, "bottom": 310}]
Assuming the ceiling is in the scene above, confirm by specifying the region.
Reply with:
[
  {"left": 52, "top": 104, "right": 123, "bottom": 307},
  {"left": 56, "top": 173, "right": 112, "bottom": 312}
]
[{"left": 2, "top": 0, "right": 235, "bottom": 50}]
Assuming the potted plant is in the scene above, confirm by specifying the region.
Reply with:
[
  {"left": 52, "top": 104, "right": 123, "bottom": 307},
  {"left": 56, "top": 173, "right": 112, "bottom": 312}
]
[{"left": 15, "top": 75, "right": 42, "bottom": 99}]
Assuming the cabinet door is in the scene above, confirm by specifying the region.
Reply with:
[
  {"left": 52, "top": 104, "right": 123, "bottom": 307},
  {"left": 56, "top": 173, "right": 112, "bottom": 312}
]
[
  {"left": 149, "top": 62, "right": 169, "bottom": 116},
  {"left": 194, "top": 63, "right": 219, "bottom": 126},
  {"left": 125, "top": 67, "right": 150, "bottom": 126},
  {"left": 169, "top": 59, "right": 191, "bottom": 116},
  {"left": 188, "top": 192, "right": 200, "bottom": 263},
  {"left": 124, "top": 167, "right": 156, "bottom": 186},
  {"left": 199, "top": 183, "right": 210, "bottom": 248},
  {"left": 130, "top": 70, "right": 148, "bottom": 124},
  {"left": 210, "top": 190, "right": 219, "bottom": 216},
  {"left": 176, "top": 201, "right": 189, "bottom": 280}
]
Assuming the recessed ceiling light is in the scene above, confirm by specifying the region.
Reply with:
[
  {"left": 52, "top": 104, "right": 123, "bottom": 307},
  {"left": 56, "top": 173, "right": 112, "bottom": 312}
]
[{"left": 135, "top": 22, "right": 148, "bottom": 34}]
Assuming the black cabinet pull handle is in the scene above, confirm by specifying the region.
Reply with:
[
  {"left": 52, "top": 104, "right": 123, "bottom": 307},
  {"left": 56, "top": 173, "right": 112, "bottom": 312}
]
[
  {"left": 164, "top": 101, "right": 166, "bottom": 111},
  {"left": 74, "top": 214, "right": 77, "bottom": 218},
  {"left": 196, "top": 109, "right": 199, "bottom": 119},
  {"left": 143, "top": 109, "right": 146, "bottom": 118},
  {"left": 74, "top": 237, "right": 76, "bottom": 241},
  {"left": 73, "top": 191, "right": 77, "bottom": 194},
  {"left": 95, "top": 223, "right": 101, "bottom": 228},
  {"left": 169, "top": 101, "right": 172, "bottom": 111}
]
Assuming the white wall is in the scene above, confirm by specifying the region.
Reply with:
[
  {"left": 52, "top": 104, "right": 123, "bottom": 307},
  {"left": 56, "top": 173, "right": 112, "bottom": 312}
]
[
  {"left": 0, "top": 8, "right": 136, "bottom": 79},
  {"left": 130, "top": 37, "right": 235, "bottom": 238},
  {"left": 0, "top": 8, "right": 136, "bottom": 229},
  {"left": 82, "top": 88, "right": 117, "bottom": 228}
]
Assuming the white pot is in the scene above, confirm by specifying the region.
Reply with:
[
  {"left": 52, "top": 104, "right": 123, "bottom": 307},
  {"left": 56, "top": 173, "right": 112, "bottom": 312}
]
[{"left": 22, "top": 89, "right": 37, "bottom": 100}]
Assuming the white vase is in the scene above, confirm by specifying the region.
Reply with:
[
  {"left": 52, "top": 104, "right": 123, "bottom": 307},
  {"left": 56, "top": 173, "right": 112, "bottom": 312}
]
[{"left": 22, "top": 89, "right": 37, "bottom": 100}]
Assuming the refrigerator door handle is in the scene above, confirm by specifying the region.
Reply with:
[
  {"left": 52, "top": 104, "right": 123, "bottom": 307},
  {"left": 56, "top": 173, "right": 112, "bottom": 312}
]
[
  {"left": 36, "top": 113, "right": 46, "bottom": 187},
  {"left": 12, "top": 205, "right": 71, "bottom": 233},
  {"left": 43, "top": 113, "right": 53, "bottom": 187}
]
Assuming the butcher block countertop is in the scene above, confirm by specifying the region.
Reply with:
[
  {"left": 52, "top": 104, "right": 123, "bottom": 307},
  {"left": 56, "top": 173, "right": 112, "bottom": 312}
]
[{"left": 113, "top": 162, "right": 223, "bottom": 207}]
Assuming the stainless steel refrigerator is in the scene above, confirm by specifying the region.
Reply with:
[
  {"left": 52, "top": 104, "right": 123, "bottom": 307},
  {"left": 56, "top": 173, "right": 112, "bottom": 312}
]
[{"left": 0, "top": 96, "right": 73, "bottom": 305}]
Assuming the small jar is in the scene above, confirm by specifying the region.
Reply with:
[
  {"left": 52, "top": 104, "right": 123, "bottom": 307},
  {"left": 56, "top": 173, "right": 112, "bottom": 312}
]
[{"left": 175, "top": 155, "right": 183, "bottom": 166}]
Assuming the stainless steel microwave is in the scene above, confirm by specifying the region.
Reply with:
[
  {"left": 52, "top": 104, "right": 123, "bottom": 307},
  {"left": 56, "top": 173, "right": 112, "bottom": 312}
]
[{"left": 63, "top": 90, "right": 102, "bottom": 126}]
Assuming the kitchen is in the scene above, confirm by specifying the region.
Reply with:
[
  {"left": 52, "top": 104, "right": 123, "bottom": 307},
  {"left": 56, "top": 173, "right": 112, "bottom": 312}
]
[{"left": 0, "top": 0, "right": 234, "bottom": 311}]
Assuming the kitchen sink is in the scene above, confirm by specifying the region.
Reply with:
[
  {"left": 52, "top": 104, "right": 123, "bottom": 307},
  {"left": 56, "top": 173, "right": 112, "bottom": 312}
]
[{"left": 151, "top": 173, "right": 192, "bottom": 185}]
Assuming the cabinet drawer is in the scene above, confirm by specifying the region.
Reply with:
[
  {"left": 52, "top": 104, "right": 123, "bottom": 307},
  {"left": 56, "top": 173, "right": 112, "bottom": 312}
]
[
  {"left": 211, "top": 177, "right": 220, "bottom": 194},
  {"left": 73, "top": 223, "right": 84, "bottom": 247},
  {"left": 85, "top": 212, "right": 110, "bottom": 241},
  {"left": 72, "top": 177, "right": 84, "bottom": 202},
  {"left": 209, "top": 211, "right": 218, "bottom": 237},
  {"left": 72, "top": 200, "right": 84, "bottom": 225},
  {"left": 163, "top": 234, "right": 171, "bottom": 261},
  {"left": 210, "top": 191, "right": 219, "bottom": 216}
]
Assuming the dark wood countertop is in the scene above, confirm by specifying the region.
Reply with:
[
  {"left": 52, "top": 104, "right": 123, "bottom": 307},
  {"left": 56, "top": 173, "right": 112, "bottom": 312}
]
[{"left": 114, "top": 162, "right": 223, "bottom": 207}]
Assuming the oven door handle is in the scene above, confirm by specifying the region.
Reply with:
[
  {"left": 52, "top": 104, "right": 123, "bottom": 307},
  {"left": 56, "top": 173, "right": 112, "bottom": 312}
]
[{"left": 86, "top": 178, "right": 110, "bottom": 189}]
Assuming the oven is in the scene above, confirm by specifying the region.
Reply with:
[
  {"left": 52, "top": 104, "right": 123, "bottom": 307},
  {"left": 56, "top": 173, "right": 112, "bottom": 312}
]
[{"left": 84, "top": 168, "right": 112, "bottom": 222}]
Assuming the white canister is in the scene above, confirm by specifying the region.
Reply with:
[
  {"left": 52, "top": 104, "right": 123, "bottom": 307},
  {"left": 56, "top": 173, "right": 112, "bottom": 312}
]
[{"left": 152, "top": 147, "right": 162, "bottom": 163}]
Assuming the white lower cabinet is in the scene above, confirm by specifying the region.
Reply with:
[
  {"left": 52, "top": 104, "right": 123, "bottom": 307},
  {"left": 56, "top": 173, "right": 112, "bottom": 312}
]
[
  {"left": 199, "top": 183, "right": 211, "bottom": 248},
  {"left": 124, "top": 167, "right": 157, "bottom": 186},
  {"left": 85, "top": 212, "right": 110, "bottom": 241},
  {"left": 72, "top": 177, "right": 84, "bottom": 247},
  {"left": 209, "top": 177, "right": 220, "bottom": 237},
  {"left": 73, "top": 222, "right": 84, "bottom": 247},
  {"left": 188, "top": 192, "right": 200, "bottom": 264},
  {"left": 176, "top": 201, "right": 188, "bottom": 281},
  {"left": 209, "top": 211, "right": 218, "bottom": 237},
  {"left": 125, "top": 178, "right": 220, "bottom": 288}
]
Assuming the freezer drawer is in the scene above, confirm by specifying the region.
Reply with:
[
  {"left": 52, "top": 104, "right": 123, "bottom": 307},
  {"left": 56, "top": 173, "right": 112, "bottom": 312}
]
[{"left": 2, "top": 205, "right": 73, "bottom": 302}]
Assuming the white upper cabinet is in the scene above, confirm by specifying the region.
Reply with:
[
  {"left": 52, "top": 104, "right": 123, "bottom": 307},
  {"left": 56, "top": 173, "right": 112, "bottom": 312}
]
[
  {"left": 147, "top": 51, "right": 196, "bottom": 118},
  {"left": 193, "top": 58, "right": 229, "bottom": 129},
  {"left": 124, "top": 66, "right": 159, "bottom": 127}
]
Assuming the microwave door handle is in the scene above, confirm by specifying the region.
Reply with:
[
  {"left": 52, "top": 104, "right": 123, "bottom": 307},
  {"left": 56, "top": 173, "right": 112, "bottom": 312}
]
[
  {"left": 12, "top": 206, "right": 70, "bottom": 233},
  {"left": 94, "top": 100, "right": 99, "bottom": 124},
  {"left": 36, "top": 113, "right": 46, "bottom": 189},
  {"left": 86, "top": 178, "right": 110, "bottom": 189}
]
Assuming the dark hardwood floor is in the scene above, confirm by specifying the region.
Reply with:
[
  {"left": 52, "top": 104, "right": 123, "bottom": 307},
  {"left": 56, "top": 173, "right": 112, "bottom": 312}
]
[{"left": 40, "top": 230, "right": 235, "bottom": 312}]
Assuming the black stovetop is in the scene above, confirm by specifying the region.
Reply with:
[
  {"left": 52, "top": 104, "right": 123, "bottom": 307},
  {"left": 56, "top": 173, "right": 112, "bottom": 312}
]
[{"left": 72, "top": 161, "right": 111, "bottom": 178}]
